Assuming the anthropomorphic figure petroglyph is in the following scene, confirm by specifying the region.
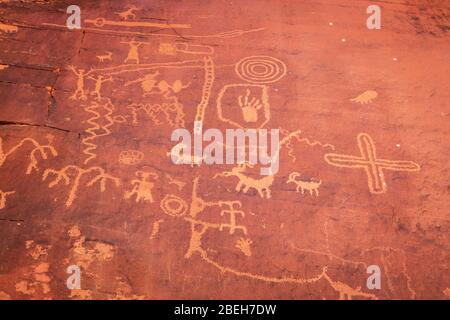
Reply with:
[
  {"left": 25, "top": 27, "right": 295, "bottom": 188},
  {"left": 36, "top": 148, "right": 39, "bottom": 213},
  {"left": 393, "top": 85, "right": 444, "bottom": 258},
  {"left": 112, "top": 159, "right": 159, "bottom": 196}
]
[
  {"left": 215, "top": 163, "right": 274, "bottom": 199},
  {"left": 287, "top": 172, "right": 321, "bottom": 196},
  {"left": 68, "top": 66, "right": 88, "bottom": 100},
  {"left": 124, "top": 171, "right": 158, "bottom": 203},
  {"left": 122, "top": 40, "right": 144, "bottom": 64},
  {"left": 88, "top": 75, "right": 113, "bottom": 100}
]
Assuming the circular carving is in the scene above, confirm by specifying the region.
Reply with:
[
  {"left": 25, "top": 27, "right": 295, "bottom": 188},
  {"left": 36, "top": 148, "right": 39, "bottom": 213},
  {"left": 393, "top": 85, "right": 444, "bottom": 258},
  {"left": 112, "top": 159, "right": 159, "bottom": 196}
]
[
  {"left": 235, "top": 56, "right": 287, "bottom": 84},
  {"left": 160, "top": 194, "right": 188, "bottom": 217}
]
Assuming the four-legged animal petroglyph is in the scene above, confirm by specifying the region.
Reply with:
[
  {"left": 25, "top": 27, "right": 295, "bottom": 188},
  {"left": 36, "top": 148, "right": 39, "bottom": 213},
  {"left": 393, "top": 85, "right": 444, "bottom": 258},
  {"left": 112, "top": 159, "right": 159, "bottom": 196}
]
[
  {"left": 287, "top": 172, "right": 321, "bottom": 196},
  {"left": 215, "top": 163, "right": 274, "bottom": 199},
  {"left": 323, "top": 270, "right": 378, "bottom": 300},
  {"left": 115, "top": 5, "right": 138, "bottom": 20},
  {"left": 96, "top": 51, "right": 113, "bottom": 62}
]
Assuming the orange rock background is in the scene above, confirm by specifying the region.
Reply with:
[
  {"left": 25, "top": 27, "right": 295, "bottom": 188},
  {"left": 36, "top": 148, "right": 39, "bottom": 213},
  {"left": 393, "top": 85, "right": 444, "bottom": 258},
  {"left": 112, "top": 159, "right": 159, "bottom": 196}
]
[{"left": 0, "top": 0, "right": 448, "bottom": 299}]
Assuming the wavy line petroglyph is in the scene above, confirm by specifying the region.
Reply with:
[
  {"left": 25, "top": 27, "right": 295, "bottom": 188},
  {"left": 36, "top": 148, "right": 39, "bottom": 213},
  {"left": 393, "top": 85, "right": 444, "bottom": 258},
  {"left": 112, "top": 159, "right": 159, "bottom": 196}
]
[
  {"left": 127, "top": 101, "right": 185, "bottom": 127},
  {"left": 124, "top": 170, "right": 158, "bottom": 203},
  {"left": 82, "top": 99, "right": 127, "bottom": 164},
  {"left": 42, "top": 165, "right": 120, "bottom": 207},
  {"left": 350, "top": 90, "right": 378, "bottom": 104},
  {"left": 324, "top": 133, "right": 420, "bottom": 194},
  {"left": 0, "top": 190, "right": 15, "bottom": 209},
  {"left": 0, "top": 136, "right": 57, "bottom": 174}
]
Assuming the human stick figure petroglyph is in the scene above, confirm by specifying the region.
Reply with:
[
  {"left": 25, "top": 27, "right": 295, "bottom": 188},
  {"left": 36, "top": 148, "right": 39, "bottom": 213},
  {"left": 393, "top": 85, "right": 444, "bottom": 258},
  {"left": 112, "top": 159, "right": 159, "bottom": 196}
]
[
  {"left": 214, "top": 163, "right": 274, "bottom": 199},
  {"left": 287, "top": 172, "right": 321, "bottom": 196},
  {"left": 0, "top": 190, "right": 15, "bottom": 210},
  {"left": 42, "top": 165, "right": 120, "bottom": 207},
  {"left": 124, "top": 170, "right": 158, "bottom": 203},
  {"left": 88, "top": 75, "right": 113, "bottom": 100},
  {"left": 68, "top": 66, "right": 91, "bottom": 100},
  {"left": 0, "top": 136, "right": 57, "bottom": 174},
  {"left": 324, "top": 133, "right": 420, "bottom": 194}
]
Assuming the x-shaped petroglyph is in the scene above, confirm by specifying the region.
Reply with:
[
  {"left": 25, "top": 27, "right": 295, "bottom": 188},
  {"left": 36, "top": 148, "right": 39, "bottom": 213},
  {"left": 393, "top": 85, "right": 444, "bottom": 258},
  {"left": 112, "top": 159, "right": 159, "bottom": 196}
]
[{"left": 324, "top": 133, "right": 420, "bottom": 194}]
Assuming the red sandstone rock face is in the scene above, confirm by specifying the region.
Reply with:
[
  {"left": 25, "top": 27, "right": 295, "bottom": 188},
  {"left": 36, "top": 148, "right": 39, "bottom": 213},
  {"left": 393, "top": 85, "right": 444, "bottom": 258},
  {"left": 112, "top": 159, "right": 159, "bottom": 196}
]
[{"left": 0, "top": 0, "right": 448, "bottom": 300}]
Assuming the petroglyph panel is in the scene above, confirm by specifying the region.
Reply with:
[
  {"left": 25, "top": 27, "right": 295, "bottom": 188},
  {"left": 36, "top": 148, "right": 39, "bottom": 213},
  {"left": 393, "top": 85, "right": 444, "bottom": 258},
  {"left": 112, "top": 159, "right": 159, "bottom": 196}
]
[{"left": 0, "top": 0, "right": 448, "bottom": 300}]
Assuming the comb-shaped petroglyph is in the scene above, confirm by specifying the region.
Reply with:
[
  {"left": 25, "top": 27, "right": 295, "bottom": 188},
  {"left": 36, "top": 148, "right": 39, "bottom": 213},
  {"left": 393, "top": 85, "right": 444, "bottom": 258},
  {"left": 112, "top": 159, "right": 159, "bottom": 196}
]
[
  {"left": 0, "top": 136, "right": 57, "bottom": 174},
  {"left": 42, "top": 165, "right": 120, "bottom": 207},
  {"left": 324, "top": 133, "right": 420, "bottom": 194},
  {"left": 287, "top": 172, "right": 321, "bottom": 196},
  {"left": 235, "top": 238, "right": 252, "bottom": 257},
  {"left": 350, "top": 90, "right": 378, "bottom": 104},
  {"left": 124, "top": 170, "right": 158, "bottom": 203},
  {"left": 0, "top": 22, "right": 18, "bottom": 33}
]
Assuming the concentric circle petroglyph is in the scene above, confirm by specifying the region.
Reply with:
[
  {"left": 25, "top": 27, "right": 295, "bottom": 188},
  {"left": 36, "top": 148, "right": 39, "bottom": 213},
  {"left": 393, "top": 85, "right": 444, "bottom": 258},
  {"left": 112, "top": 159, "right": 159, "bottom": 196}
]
[{"left": 235, "top": 56, "right": 287, "bottom": 84}]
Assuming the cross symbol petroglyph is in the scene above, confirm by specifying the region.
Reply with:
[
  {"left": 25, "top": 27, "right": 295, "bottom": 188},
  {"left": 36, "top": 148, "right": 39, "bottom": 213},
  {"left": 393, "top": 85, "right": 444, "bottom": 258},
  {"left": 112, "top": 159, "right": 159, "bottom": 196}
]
[{"left": 324, "top": 133, "right": 420, "bottom": 194}]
